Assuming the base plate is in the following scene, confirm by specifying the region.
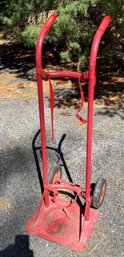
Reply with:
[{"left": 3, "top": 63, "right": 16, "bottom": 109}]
[{"left": 26, "top": 194, "right": 99, "bottom": 252}]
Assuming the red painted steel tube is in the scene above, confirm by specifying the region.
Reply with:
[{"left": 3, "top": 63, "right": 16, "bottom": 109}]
[
  {"left": 36, "top": 13, "right": 110, "bottom": 213},
  {"left": 36, "top": 13, "right": 57, "bottom": 77},
  {"left": 37, "top": 75, "right": 49, "bottom": 207},
  {"left": 85, "top": 16, "right": 110, "bottom": 221},
  {"left": 36, "top": 14, "right": 57, "bottom": 207},
  {"left": 48, "top": 71, "right": 89, "bottom": 80}
]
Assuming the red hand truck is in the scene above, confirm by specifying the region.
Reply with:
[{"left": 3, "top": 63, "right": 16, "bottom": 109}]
[{"left": 26, "top": 14, "right": 110, "bottom": 251}]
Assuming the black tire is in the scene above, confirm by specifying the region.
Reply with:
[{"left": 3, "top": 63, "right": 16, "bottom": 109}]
[
  {"left": 49, "top": 165, "right": 62, "bottom": 184},
  {"left": 92, "top": 177, "right": 106, "bottom": 209}
]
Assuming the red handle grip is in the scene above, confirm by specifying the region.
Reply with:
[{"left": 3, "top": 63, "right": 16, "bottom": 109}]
[
  {"left": 42, "top": 13, "right": 57, "bottom": 35},
  {"left": 98, "top": 16, "right": 111, "bottom": 34},
  {"left": 89, "top": 15, "right": 111, "bottom": 75},
  {"left": 36, "top": 14, "right": 57, "bottom": 76}
]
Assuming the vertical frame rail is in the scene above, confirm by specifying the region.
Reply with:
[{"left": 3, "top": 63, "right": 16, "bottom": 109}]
[
  {"left": 85, "top": 16, "right": 111, "bottom": 221},
  {"left": 36, "top": 14, "right": 57, "bottom": 207}
]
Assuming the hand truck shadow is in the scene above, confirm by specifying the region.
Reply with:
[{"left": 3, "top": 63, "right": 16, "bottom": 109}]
[{"left": 32, "top": 129, "right": 73, "bottom": 194}]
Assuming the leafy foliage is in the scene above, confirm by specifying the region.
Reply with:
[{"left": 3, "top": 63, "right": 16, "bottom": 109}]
[{"left": 0, "top": 0, "right": 123, "bottom": 69}]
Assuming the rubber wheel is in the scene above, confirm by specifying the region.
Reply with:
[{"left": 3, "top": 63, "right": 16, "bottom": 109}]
[
  {"left": 49, "top": 165, "right": 62, "bottom": 184},
  {"left": 92, "top": 177, "right": 106, "bottom": 209}
]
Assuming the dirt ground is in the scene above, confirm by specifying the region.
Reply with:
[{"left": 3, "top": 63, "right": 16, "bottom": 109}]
[{"left": 0, "top": 32, "right": 124, "bottom": 106}]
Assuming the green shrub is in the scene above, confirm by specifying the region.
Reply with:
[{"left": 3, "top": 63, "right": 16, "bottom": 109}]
[
  {"left": 21, "top": 25, "right": 41, "bottom": 47},
  {"left": 0, "top": 0, "right": 123, "bottom": 69}
]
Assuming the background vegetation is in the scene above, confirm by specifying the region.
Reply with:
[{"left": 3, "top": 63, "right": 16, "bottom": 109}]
[{"left": 0, "top": 0, "right": 124, "bottom": 70}]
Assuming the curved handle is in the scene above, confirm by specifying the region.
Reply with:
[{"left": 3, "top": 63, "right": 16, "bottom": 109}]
[
  {"left": 36, "top": 14, "right": 57, "bottom": 76},
  {"left": 40, "top": 13, "right": 57, "bottom": 36},
  {"left": 89, "top": 16, "right": 111, "bottom": 77},
  {"left": 98, "top": 16, "right": 111, "bottom": 34}
]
